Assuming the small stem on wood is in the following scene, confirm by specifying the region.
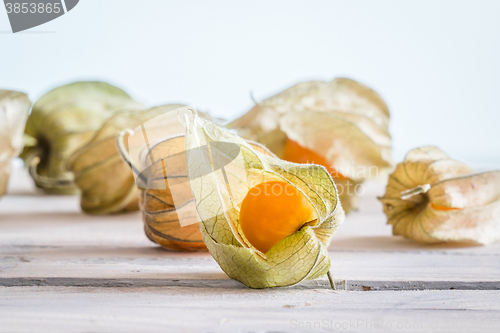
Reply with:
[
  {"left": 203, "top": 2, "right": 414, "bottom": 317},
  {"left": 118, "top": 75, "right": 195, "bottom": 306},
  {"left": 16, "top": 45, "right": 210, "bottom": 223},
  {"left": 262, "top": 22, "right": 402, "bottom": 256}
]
[{"left": 327, "top": 271, "right": 336, "bottom": 291}]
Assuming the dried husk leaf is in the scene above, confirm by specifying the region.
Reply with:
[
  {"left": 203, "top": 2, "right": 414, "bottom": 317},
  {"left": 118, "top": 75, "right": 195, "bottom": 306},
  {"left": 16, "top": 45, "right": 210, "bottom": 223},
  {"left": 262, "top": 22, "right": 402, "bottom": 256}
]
[
  {"left": 0, "top": 90, "right": 32, "bottom": 197},
  {"left": 183, "top": 110, "right": 345, "bottom": 288},
  {"left": 21, "top": 81, "right": 143, "bottom": 194},
  {"left": 113, "top": 107, "right": 218, "bottom": 250},
  {"left": 228, "top": 78, "right": 393, "bottom": 212},
  {"left": 67, "top": 105, "right": 190, "bottom": 214},
  {"left": 379, "top": 146, "right": 500, "bottom": 245},
  {"left": 137, "top": 135, "right": 206, "bottom": 251}
]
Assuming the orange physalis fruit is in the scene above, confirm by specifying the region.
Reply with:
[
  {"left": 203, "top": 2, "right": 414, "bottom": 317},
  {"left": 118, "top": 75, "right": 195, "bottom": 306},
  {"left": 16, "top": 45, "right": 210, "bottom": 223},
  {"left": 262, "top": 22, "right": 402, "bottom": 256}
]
[
  {"left": 239, "top": 181, "right": 317, "bottom": 253},
  {"left": 228, "top": 78, "right": 394, "bottom": 213},
  {"left": 282, "top": 139, "right": 349, "bottom": 180},
  {"left": 430, "top": 203, "right": 460, "bottom": 211},
  {"left": 184, "top": 109, "right": 344, "bottom": 288}
]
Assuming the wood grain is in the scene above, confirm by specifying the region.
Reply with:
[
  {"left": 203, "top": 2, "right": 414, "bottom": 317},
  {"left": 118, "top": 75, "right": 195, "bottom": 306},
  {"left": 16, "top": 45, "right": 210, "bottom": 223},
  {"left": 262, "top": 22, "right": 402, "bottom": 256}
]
[
  {"left": 1, "top": 166, "right": 500, "bottom": 332},
  {"left": 1, "top": 287, "right": 500, "bottom": 333}
]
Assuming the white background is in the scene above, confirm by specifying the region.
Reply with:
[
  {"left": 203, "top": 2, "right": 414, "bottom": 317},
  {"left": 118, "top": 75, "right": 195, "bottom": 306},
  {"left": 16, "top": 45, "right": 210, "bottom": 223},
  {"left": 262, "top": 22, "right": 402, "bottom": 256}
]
[{"left": 1, "top": 0, "right": 499, "bottom": 166}]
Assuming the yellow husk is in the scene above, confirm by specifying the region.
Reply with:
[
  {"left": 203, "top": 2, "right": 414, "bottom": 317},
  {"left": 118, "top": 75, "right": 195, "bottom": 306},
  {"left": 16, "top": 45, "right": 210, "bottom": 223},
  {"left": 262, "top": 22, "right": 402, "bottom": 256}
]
[
  {"left": 184, "top": 110, "right": 345, "bottom": 288},
  {"left": 0, "top": 90, "right": 32, "bottom": 197},
  {"left": 113, "top": 106, "right": 218, "bottom": 250},
  {"left": 68, "top": 105, "right": 187, "bottom": 214},
  {"left": 21, "top": 81, "right": 143, "bottom": 194},
  {"left": 379, "top": 146, "right": 500, "bottom": 245}
]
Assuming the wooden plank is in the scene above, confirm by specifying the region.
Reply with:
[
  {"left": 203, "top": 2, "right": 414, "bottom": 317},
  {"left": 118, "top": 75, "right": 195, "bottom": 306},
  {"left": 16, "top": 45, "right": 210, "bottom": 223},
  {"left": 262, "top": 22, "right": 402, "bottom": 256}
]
[
  {"left": 1, "top": 277, "right": 500, "bottom": 291},
  {"left": 1, "top": 168, "right": 500, "bottom": 285},
  {"left": 3, "top": 168, "right": 500, "bottom": 254},
  {"left": 1, "top": 165, "right": 500, "bottom": 332},
  {"left": 1, "top": 243, "right": 500, "bottom": 283},
  {"left": 1, "top": 287, "right": 499, "bottom": 333}
]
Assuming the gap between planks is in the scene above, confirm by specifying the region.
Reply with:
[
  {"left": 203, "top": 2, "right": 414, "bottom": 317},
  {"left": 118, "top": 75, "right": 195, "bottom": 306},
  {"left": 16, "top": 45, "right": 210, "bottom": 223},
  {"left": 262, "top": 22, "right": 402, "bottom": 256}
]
[{"left": 0, "top": 277, "right": 499, "bottom": 291}]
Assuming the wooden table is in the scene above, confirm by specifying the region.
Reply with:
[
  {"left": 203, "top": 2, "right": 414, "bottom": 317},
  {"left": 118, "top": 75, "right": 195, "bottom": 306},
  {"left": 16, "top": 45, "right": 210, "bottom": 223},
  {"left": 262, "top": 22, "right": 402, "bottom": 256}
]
[{"left": 1, "top": 166, "right": 499, "bottom": 332}]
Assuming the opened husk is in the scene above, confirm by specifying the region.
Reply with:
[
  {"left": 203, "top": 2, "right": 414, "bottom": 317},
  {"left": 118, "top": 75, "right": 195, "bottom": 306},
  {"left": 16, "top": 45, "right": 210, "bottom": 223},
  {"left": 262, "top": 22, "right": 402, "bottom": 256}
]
[
  {"left": 21, "top": 81, "right": 143, "bottom": 194},
  {"left": 0, "top": 90, "right": 32, "bottom": 197},
  {"left": 379, "top": 146, "right": 500, "bottom": 245},
  {"left": 229, "top": 78, "right": 393, "bottom": 212},
  {"left": 183, "top": 110, "right": 345, "bottom": 288}
]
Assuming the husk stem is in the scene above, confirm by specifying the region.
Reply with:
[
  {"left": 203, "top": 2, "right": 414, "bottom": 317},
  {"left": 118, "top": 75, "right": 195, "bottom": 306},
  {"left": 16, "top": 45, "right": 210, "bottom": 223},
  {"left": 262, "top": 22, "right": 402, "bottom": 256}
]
[
  {"left": 24, "top": 145, "right": 76, "bottom": 192},
  {"left": 400, "top": 184, "right": 431, "bottom": 200},
  {"left": 115, "top": 129, "right": 148, "bottom": 187}
]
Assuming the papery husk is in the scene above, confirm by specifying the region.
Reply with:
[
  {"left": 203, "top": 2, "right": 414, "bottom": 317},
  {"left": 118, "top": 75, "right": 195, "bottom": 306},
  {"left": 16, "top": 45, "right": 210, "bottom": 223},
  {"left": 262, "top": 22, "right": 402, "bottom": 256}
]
[
  {"left": 134, "top": 135, "right": 206, "bottom": 251},
  {"left": 21, "top": 81, "right": 143, "bottom": 194},
  {"left": 67, "top": 105, "right": 190, "bottom": 214},
  {"left": 183, "top": 110, "right": 345, "bottom": 288},
  {"left": 379, "top": 146, "right": 500, "bottom": 245},
  {"left": 0, "top": 90, "right": 32, "bottom": 197},
  {"left": 228, "top": 78, "right": 393, "bottom": 212},
  {"left": 114, "top": 107, "right": 219, "bottom": 251}
]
